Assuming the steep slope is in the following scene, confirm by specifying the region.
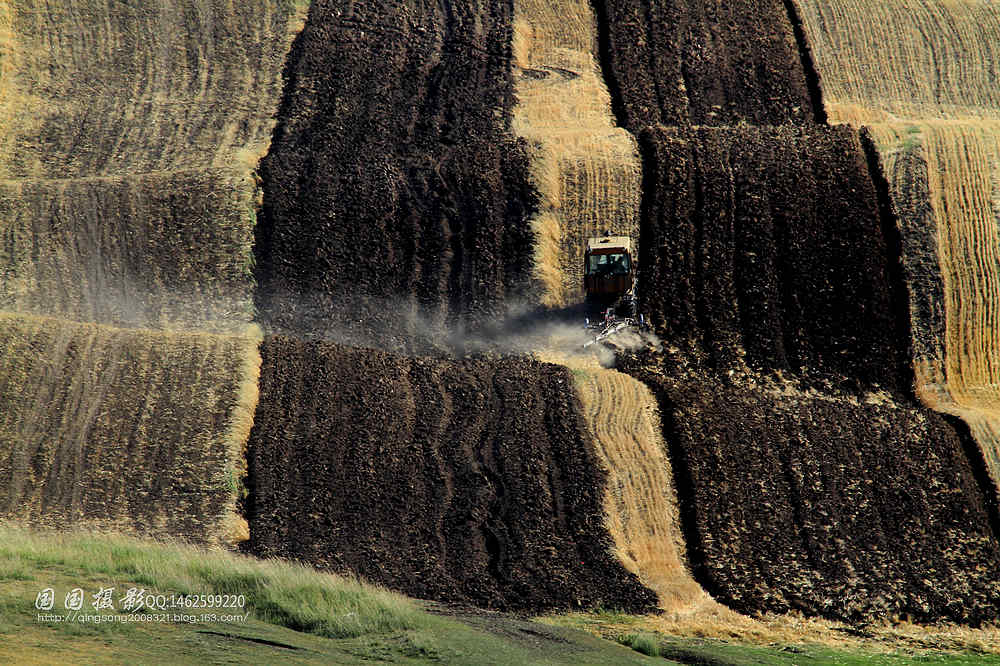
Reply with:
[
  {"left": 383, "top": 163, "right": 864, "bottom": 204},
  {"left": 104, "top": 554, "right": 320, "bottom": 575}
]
[
  {"left": 590, "top": 0, "right": 1000, "bottom": 624},
  {"left": 0, "top": 0, "right": 303, "bottom": 332},
  {"left": 793, "top": 0, "right": 1000, "bottom": 124},
  {"left": 510, "top": 0, "right": 640, "bottom": 306},
  {"left": 0, "top": 1, "right": 304, "bottom": 546},
  {"left": 592, "top": 0, "right": 817, "bottom": 128},
  {"left": 552, "top": 355, "right": 728, "bottom": 618},
  {"left": 795, "top": 0, "right": 1000, "bottom": 500},
  {"left": 636, "top": 125, "right": 907, "bottom": 388},
  {"left": 0, "top": 170, "right": 259, "bottom": 330},
  {"left": 246, "top": 336, "right": 657, "bottom": 613},
  {"left": 256, "top": 0, "right": 535, "bottom": 349}
]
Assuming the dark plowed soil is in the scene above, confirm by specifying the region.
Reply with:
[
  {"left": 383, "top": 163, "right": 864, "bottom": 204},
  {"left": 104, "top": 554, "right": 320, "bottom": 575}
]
[
  {"left": 621, "top": 356, "right": 1000, "bottom": 626},
  {"left": 590, "top": 0, "right": 1000, "bottom": 625},
  {"left": 870, "top": 138, "right": 947, "bottom": 371},
  {"left": 246, "top": 336, "right": 657, "bottom": 614},
  {"left": 256, "top": 0, "right": 535, "bottom": 350},
  {"left": 591, "top": 0, "right": 815, "bottom": 129},
  {"left": 636, "top": 125, "right": 909, "bottom": 393},
  {"left": 621, "top": 122, "right": 1000, "bottom": 624}
]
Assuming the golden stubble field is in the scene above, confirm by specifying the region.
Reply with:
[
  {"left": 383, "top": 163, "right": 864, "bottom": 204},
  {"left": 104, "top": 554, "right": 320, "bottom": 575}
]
[
  {"left": 511, "top": 0, "right": 641, "bottom": 307},
  {"left": 0, "top": 0, "right": 307, "bottom": 545}
]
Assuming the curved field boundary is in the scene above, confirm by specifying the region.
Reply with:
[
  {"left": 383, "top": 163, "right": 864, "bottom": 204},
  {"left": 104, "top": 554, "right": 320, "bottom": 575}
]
[
  {"left": 256, "top": 0, "right": 534, "bottom": 346},
  {"left": 637, "top": 125, "right": 904, "bottom": 389},
  {"left": 869, "top": 122, "right": 1000, "bottom": 495},
  {"left": 590, "top": 0, "right": 815, "bottom": 129},
  {"left": 622, "top": 355, "right": 1000, "bottom": 626},
  {"left": 551, "top": 354, "right": 732, "bottom": 619},
  {"left": 589, "top": 0, "right": 1000, "bottom": 624},
  {"left": 796, "top": 0, "right": 1000, "bottom": 496},
  {"left": 511, "top": 0, "right": 641, "bottom": 306},
  {"left": 0, "top": 312, "right": 262, "bottom": 547}
]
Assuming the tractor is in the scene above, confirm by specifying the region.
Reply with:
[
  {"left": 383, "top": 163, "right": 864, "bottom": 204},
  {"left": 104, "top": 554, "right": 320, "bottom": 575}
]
[{"left": 582, "top": 233, "right": 648, "bottom": 347}]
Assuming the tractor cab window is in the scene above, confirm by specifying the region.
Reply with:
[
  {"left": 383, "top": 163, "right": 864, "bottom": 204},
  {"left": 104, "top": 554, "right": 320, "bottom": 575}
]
[{"left": 587, "top": 252, "right": 630, "bottom": 276}]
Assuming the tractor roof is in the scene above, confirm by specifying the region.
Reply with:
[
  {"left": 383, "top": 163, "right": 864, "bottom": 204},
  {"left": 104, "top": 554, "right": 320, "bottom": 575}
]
[{"left": 586, "top": 235, "right": 633, "bottom": 253}]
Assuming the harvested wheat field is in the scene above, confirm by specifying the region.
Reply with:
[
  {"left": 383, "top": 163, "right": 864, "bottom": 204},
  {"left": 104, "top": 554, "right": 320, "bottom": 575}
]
[
  {"left": 868, "top": 122, "right": 1000, "bottom": 499},
  {"left": 0, "top": 169, "right": 258, "bottom": 333},
  {"left": 5, "top": 0, "right": 1000, "bottom": 659},
  {"left": 256, "top": 0, "right": 535, "bottom": 348},
  {"left": 574, "top": 0, "right": 1000, "bottom": 626},
  {"left": 0, "top": 0, "right": 304, "bottom": 329},
  {"left": 511, "top": 0, "right": 641, "bottom": 306},
  {"left": 0, "top": 312, "right": 261, "bottom": 547},
  {"left": 794, "top": 0, "right": 1000, "bottom": 124},
  {"left": 0, "top": 0, "right": 303, "bottom": 178},
  {"left": 546, "top": 353, "right": 738, "bottom": 622},
  {"left": 247, "top": 336, "right": 657, "bottom": 613},
  {"left": 0, "top": 0, "right": 301, "bottom": 546}
]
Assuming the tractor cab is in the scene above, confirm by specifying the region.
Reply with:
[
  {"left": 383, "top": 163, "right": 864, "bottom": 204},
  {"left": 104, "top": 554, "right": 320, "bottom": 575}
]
[{"left": 584, "top": 235, "right": 636, "bottom": 315}]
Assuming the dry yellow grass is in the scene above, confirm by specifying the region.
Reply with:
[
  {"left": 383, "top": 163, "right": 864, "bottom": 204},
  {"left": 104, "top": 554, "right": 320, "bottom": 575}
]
[
  {"left": 542, "top": 353, "right": 1000, "bottom": 651},
  {"left": 0, "top": 310, "right": 261, "bottom": 548},
  {"left": 0, "top": 0, "right": 305, "bottom": 179},
  {"left": 0, "top": 169, "right": 261, "bottom": 332},
  {"left": 795, "top": 0, "right": 1000, "bottom": 124},
  {"left": 0, "top": 1, "right": 308, "bottom": 329},
  {"left": 0, "top": 1, "right": 309, "bottom": 544},
  {"left": 540, "top": 351, "right": 737, "bottom": 623},
  {"left": 867, "top": 122, "right": 1000, "bottom": 491},
  {"left": 512, "top": 0, "right": 641, "bottom": 306},
  {"left": 550, "top": 608, "right": 1000, "bottom": 656}
]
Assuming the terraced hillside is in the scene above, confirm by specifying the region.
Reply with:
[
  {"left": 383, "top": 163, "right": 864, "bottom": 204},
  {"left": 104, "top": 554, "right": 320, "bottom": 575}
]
[
  {"left": 256, "top": 0, "right": 535, "bottom": 349},
  {"left": 0, "top": 0, "right": 303, "bottom": 331},
  {"left": 247, "top": 336, "right": 656, "bottom": 613},
  {"left": 795, "top": 0, "right": 1000, "bottom": 502},
  {"left": 510, "top": 0, "right": 641, "bottom": 306},
  {"left": 3, "top": 0, "right": 1000, "bottom": 635},
  {"left": 0, "top": 313, "right": 261, "bottom": 546},
  {"left": 0, "top": 0, "right": 305, "bottom": 545}
]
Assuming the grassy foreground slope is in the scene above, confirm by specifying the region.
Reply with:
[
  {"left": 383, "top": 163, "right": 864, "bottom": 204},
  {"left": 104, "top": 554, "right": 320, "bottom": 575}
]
[
  {"left": 795, "top": 0, "right": 1000, "bottom": 501},
  {"left": 593, "top": 0, "right": 1000, "bottom": 624},
  {"left": 0, "top": 526, "right": 660, "bottom": 665},
  {"left": 0, "top": 313, "right": 261, "bottom": 547},
  {"left": 3, "top": 526, "right": 997, "bottom": 664}
]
